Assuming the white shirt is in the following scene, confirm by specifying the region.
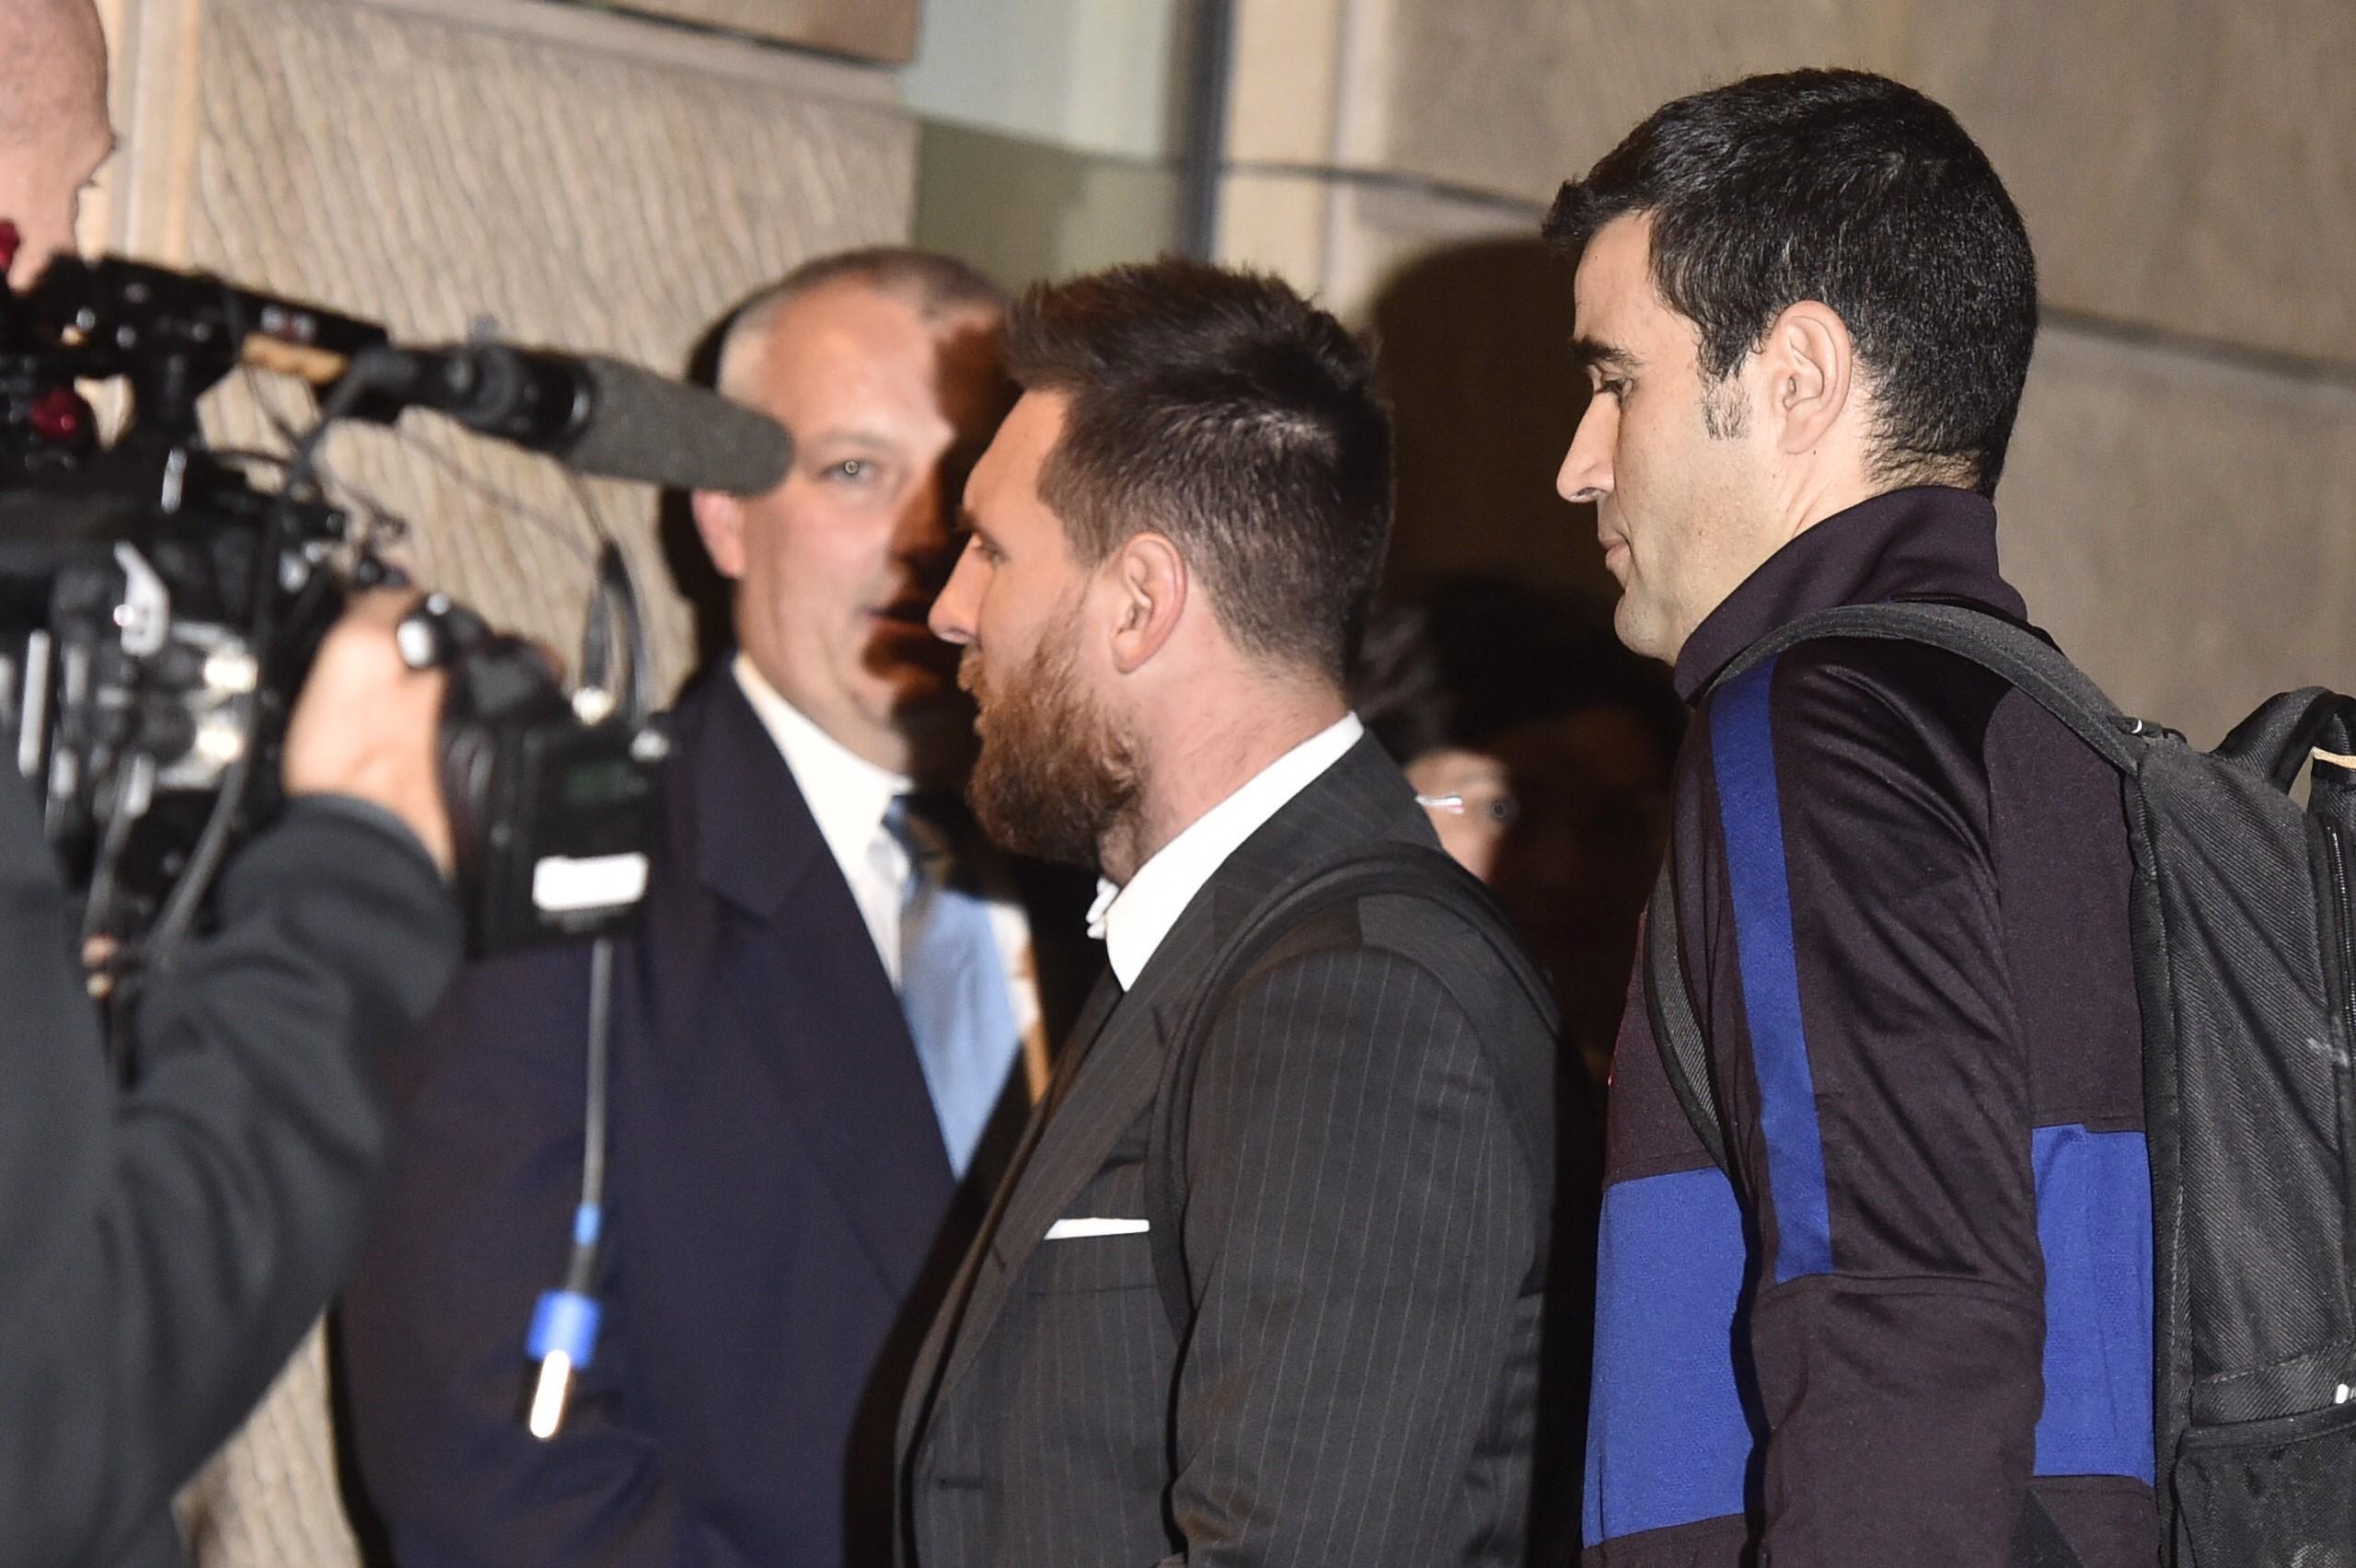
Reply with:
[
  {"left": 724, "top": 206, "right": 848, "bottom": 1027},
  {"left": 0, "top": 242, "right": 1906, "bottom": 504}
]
[
  {"left": 732, "top": 656, "right": 1046, "bottom": 1083},
  {"left": 1088, "top": 714, "right": 1365, "bottom": 988}
]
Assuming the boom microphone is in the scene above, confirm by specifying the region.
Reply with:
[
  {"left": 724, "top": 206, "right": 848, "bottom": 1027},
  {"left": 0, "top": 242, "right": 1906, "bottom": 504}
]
[{"left": 343, "top": 342, "right": 792, "bottom": 495}]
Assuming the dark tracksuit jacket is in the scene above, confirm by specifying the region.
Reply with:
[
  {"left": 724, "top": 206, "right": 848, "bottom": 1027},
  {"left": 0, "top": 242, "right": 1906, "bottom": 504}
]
[{"left": 1583, "top": 487, "right": 2159, "bottom": 1567}]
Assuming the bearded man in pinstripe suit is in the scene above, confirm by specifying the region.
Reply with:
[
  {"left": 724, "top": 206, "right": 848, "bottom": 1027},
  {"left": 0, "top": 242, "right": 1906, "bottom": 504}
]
[{"left": 897, "top": 258, "right": 1568, "bottom": 1568}]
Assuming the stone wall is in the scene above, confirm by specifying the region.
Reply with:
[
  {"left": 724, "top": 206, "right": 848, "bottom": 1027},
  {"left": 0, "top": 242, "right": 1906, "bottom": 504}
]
[
  {"left": 608, "top": 0, "right": 921, "bottom": 62},
  {"left": 1215, "top": 0, "right": 2356, "bottom": 744},
  {"left": 87, "top": 1, "right": 919, "bottom": 1561}
]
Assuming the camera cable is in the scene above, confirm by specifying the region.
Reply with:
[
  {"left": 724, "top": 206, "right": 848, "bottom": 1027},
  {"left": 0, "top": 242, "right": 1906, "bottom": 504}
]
[
  {"left": 523, "top": 494, "right": 649, "bottom": 1439},
  {"left": 525, "top": 930, "right": 614, "bottom": 1439}
]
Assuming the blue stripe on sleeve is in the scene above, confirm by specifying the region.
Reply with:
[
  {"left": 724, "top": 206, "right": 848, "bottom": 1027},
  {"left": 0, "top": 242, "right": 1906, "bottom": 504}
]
[
  {"left": 1584, "top": 1166, "right": 1754, "bottom": 1546},
  {"left": 1709, "top": 657, "right": 1834, "bottom": 1283},
  {"left": 2032, "top": 1124, "right": 2155, "bottom": 1483}
]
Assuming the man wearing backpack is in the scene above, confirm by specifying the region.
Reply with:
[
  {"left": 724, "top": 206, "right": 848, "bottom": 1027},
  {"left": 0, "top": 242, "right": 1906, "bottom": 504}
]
[
  {"left": 1559, "top": 71, "right": 2158, "bottom": 1567},
  {"left": 895, "top": 258, "right": 1570, "bottom": 1566}
]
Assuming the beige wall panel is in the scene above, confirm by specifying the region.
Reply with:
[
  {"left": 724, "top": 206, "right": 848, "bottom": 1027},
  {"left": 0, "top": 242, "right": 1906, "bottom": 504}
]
[
  {"left": 1224, "top": 0, "right": 1346, "bottom": 164},
  {"left": 611, "top": 0, "right": 919, "bottom": 63},
  {"left": 1916, "top": 0, "right": 2356, "bottom": 366},
  {"left": 914, "top": 123, "right": 1182, "bottom": 286},
  {"left": 1214, "top": 167, "right": 1542, "bottom": 318},
  {"left": 1216, "top": 168, "right": 1335, "bottom": 294},
  {"left": 174, "top": 1327, "right": 359, "bottom": 1565},
  {"left": 1352, "top": 0, "right": 1900, "bottom": 204},
  {"left": 1999, "top": 327, "right": 2356, "bottom": 746},
  {"left": 1318, "top": 179, "right": 1542, "bottom": 322},
  {"left": 1293, "top": 0, "right": 2356, "bottom": 364},
  {"left": 113, "top": 0, "right": 914, "bottom": 699}
]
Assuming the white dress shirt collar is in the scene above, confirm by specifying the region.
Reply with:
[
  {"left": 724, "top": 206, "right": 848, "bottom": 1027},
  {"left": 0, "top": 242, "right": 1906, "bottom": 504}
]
[
  {"left": 729, "top": 656, "right": 1047, "bottom": 1091},
  {"left": 731, "top": 653, "right": 909, "bottom": 878},
  {"left": 1087, "top": 714, "right": 1364, "bottom": 989}
]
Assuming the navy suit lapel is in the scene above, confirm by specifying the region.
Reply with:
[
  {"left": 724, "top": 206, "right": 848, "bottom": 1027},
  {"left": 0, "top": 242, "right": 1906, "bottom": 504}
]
[{"left": 678, "top": 674, "right": 959, "bottom": 1303}]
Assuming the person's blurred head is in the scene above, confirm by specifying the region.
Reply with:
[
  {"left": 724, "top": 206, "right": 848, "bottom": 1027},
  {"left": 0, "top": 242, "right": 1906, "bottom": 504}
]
[
  {"left": 1544, "top": 69, "right": 2038, "bottom": 663},
  {"left": 1484, "top": 701, "right": 1673, "bottom": 1087},
  {"left": 691, "top": 248, "right": 1010, "bottom": 782},
  {"left": 1353, "top": 603, "right": 1518, "bottom": 882},
  {"left": 0, "top": 0, "right": 112, "bottom": 288},
  {"left": 1389, "top": 578, "right": 1683, "bottom": 1083},
  {"left": 929, "top": 258, "right": 1392, "bottom": 876},
  {"left": 1403, "top": 745, "right": 1518, "bottom": 882}
]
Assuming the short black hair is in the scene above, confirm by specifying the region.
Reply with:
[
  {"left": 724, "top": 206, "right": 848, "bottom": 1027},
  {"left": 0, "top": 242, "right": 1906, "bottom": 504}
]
[
  {"left": 1004, "top": 258, "right": 1393, "bottom": 686},
  {"left": 1544, "top": 68, "right": 2038, "bottom": 497}
]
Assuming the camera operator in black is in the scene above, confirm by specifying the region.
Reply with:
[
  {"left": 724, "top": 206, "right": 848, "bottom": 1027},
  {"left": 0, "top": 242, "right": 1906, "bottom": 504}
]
[{"left": 0, "top": 6, "right": 464, "bottom": 1565}]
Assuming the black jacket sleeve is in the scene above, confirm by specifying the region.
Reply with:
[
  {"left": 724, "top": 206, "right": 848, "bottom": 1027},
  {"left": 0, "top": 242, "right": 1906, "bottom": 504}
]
[
  {"left": 0, "top": 778, "right": 460, "bottom": 1568},
  {"left": 1708, "top": 650, "right": 2042, "bottom": 1566},
  {"left": 338, "top": 949, "right": 758, "bottom": 1568}
]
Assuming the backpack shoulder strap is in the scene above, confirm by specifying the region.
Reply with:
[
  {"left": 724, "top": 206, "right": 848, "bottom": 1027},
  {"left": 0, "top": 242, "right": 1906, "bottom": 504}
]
[
  {"left": 1143, "top": 843, "right": 1558, "bottom": 1345},
  {"left": 1723, "top": 600, "right": 2143, "bottom": 776},
  {"left": 1641, "top": 858, "right": 1727, "bottom": 1174},
  {"left": 1653, "top": 599, "right": 2142, "bottom": 1174}
]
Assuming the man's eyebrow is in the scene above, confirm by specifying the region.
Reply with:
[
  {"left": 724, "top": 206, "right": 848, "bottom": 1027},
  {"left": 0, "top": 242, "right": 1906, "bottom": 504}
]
[
  {"left": 1569, "top": 336, "right": 1639, "bottom": 377},
  {"left": 799, "top": 427, "right": 897, "bottom": 451}
]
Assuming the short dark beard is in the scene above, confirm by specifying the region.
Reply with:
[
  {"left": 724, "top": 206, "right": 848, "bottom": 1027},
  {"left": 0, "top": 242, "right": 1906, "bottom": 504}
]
[{"left": 961, "top": 623, "right": 1138, "bottom": 870}]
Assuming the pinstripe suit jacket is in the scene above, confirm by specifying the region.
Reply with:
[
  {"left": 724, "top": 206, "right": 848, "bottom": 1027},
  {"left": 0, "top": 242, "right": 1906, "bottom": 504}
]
[{"left": 895, "top": 736, "right": 1557, "bottom": 1568}]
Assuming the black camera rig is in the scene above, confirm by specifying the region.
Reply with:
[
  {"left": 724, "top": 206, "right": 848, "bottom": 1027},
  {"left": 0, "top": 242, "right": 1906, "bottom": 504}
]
[{"left": 0, "top": 228, "right": 682, "bottom": 997}]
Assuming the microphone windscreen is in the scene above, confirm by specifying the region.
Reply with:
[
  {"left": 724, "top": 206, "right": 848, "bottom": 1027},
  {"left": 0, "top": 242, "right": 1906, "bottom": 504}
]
[{"left": 567, "top": 357, "right": 793, "bottom": 495}]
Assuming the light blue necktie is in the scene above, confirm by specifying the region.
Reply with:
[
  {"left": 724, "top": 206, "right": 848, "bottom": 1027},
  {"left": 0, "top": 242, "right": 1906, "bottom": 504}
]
[{"left": 885, "top": 795, "right": 1022, "bottom": 1178}]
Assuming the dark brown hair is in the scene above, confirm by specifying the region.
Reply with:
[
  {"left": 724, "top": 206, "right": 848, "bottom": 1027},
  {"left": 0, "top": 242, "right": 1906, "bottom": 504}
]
[{"left": 1004, "top": 258, "right": 1393, "bottom": 686}]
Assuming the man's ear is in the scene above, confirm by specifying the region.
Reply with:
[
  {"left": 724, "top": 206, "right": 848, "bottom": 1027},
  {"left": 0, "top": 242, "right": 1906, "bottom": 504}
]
[
  {"left": 1762, "top": 300, "right": 1855, "bottom": 457},
  {"left": 1105, "top": 532, "right": 1187, "bottom": 675},
  {"left": 690, "top": 490, "right": 748, "bottom": 581}
]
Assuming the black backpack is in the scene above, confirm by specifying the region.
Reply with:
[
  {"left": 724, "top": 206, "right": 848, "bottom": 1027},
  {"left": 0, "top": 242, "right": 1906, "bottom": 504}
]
[{"left": 1642, "top": 600, "right": 2356, "bottom": 1568}]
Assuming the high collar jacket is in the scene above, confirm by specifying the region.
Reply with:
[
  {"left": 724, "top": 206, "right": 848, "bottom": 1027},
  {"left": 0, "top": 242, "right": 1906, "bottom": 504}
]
[{"left": 1586, "top": 487, "right": 2158, "bottom": 1568}]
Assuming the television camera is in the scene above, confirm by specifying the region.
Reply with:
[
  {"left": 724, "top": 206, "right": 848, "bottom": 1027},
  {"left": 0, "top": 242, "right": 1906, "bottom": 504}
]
[{"left": 0, "top": 226, "right": 788, "bottom": 1012}]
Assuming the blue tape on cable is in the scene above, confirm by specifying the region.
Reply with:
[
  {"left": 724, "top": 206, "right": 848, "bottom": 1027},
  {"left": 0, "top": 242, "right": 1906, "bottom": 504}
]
[
  {"left": 572, "top": 1204, "right": 603, "bottom": 1248},
  {"left": 527, "top": 1289, "right": 603, "bottom": 1368}
]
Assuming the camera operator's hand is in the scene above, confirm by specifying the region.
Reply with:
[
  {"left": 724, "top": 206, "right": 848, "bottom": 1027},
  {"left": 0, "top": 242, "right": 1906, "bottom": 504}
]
[{"left": 284, "top": 590, "right": 455, "bottom": 875}]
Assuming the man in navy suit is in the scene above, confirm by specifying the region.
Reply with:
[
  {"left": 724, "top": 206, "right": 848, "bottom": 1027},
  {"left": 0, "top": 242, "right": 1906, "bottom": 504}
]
[{"left": 338, "top": 248, "right": 1098, "bottom": 1568}]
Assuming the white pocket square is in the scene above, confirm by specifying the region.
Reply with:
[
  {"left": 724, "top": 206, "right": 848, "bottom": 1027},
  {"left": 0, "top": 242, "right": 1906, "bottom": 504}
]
[{"left": 1044, "top": 1216, "right": 1150, "bottom": 1240}]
